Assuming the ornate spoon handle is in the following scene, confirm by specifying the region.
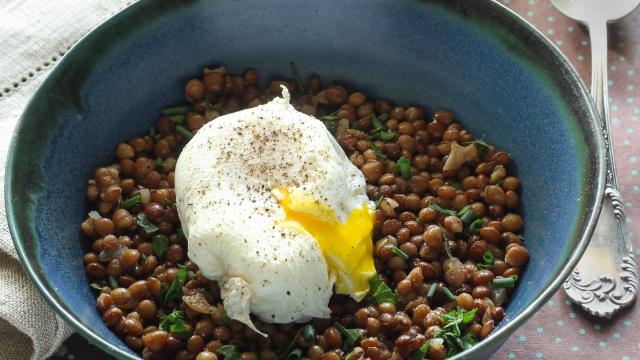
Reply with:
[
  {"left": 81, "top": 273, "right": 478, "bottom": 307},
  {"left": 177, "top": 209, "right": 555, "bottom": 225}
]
[{"left": 563, "top": 19, "right": 638, "bottom": 317}]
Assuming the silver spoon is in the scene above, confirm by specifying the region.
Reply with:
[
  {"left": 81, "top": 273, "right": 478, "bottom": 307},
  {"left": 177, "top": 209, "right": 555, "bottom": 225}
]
[{"left": 549, "top": 0, "right": 639, "bottom": 317}]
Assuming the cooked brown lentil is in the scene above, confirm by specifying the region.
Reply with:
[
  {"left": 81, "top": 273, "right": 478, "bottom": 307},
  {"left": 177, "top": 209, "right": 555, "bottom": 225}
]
[{"left": 81, "top": 66, "right": 528, "bottom": 360}]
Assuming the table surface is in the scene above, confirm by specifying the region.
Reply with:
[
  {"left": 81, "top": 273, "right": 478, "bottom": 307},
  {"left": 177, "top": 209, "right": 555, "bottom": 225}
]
[{"left": 52, "top": 1, "right": 640, "bottom": 359}]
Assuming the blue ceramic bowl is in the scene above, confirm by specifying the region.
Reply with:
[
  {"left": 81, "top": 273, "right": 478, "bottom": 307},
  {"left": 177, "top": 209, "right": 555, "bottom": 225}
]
[{"left": 6, "top": 0, "right": 605, "bottom": 359}]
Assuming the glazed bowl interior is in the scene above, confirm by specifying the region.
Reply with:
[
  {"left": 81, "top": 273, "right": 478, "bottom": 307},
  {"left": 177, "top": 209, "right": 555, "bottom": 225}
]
[{"left": 6, "top": 0, "right": 603, "bottom": 359}]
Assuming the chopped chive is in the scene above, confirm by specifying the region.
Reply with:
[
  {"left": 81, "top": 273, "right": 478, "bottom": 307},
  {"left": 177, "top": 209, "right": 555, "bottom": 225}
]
[
  {"left": 162, "top": 105, "right": 190, "bottom": 116},
  {"left": 459, "top": 208, "right": 477, "bottom": 227},
  {"left": 108, "top": 275, "right": 119, "bottom": 289},
  {"left": 441, "top": 227, "right": 455, "bottom": 260},
  {"left": 427, "top": 283, "right": 438, "bottom": 300},
  {"left": 391, "top": 246, "right": 409, "bottom": 261},
  {"left": 351, "top": 121, "right": 361, "bottom": 130},
  {"left": 89, "top": 283, "right": 103, "bottom": 291},
  {"left": 176, "top": 125, "right": 193, "bottom": 139},
  {"left": 120, "top": 194, "right": 141, "bottom": 209},
  {"left": 451, "top": 182, "right": 462, "bottom": 191},
  {"left": 168, "top": 114, "right": 186, "bottom": 124},
  {"left": 416, "top": 217, "right": 424, "bottom": 225},
  {"left": 493, "top": 276, "right": 518, "bottom": 288},
  {"left": 289, "top": 62, "right": 305, "bottom": 93},
  {"left": 469, "top": 219, "right": 485, "bottom": 235},
  {"left": 156, "top": 157, "right": 164, "bottom": 171},
  {"left": 441, "top": 287, "right": 457, "bottom": 302},
  {"left": 429, "top": 204, "right": 457, "bottom": 217},
  {"left": 302, "top": 324, "right": 315, "bottom": 341},
  {"left": 149, "top": 126, "right": 156, "bottom": 137},
  {"left": 397, "top": 156, "right": 411, "bottom": 180}
]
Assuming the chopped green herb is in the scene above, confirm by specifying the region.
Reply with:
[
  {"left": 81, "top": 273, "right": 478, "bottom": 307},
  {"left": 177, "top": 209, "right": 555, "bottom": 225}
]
[
  {"left": 368, "top": 129, "right": 395, "bottom": 142},
  {"left": 368, "top": 274, "right": 397, "bottom": 305},
  {"left": 149, "top": 126, "right": 156, "bottom": 137},
  {"left": 397, "top": 156, "right": 411, "bottom": 180},
  {"left": 120, "top": 194, "right": 141, "bottom": 209},
  {"left": 407, "top": 340, "right": 430, "bottom": 360},
  {"left": 441, "top": 227, "right": 455, "bottom": 260},
  {"left": 351, "top": 121, "right": 361, "bottom": 130},
  {"left": 107, "top": 275, "right": 118, "bottom": 289},
  {"left": 152, "top": 234, "right": 169, "bottom": 258},
  {"left": 159, "top": 310, "right": 190, "bottom": 339},
  {"left": 465, "top": 138, "right": 490, "bottom": 154},
  {"left": 162, "top": 105, "right": 190, "bottom": 116},
  {"left": 289, "top": 62, "right": 305, "bottom": 93},
  {"left": 451, "top": 182, "right": 462, "bottom": 191},
  {"left": 220, "top": 312, "right": 231, "bottom": 325},
  {"left": 429, "top": 204, "right": 457, "bottom": 217},
  {"left": 218, "top": 345, "right": 242, "bottom": 360},
  {"left": 434, "top": 307, "right": 478, "bottom": 356},
  {"left": 334, "top": 322, "right": 362, "bottom": 353},
  {"left": 391, "top": 246, "right": 409, "bottom": 261},
  {"left": 156, "top": 157, "right": 164, "bottom": 171},
  {"left": 302, "top": 324, "right": 315, "bottom": 341},
  {"left": 160, "top": 264, "right": 187, "bottom": 305},
  {"left": 136, "top": 213, "right": 159, "bottom": 234},
  {"left": 441, "top": 286, "right": 457, "bottom": 302},
  {"left": 168, "top": 114, "right": 186, "bottom": 124},
  {"left": 493, "top": 275, "right": 518, "bottom": 288},
  {"left": 469, "top": 219, "right": 485, "bottom": 235},
  {"left": 176, "top": 125, "right": 193, "bottom": 139},
  {"left": 89, "top": 283, "right": 103, "bottom": 291},
  {"left": 374, "top": 197, "right": 384, "bottom": 209},
  {"left": 458, "top": 207, "right": 477, "bottom": 227},
  {"left": 370, "top": 113, "right": 385, "bottom": 131},
  {"left": 427, "top": 283, "right": 438, "bottom": 300},
  {"left": 416, "top": 217, "right": 424, "bottom": 225},
  {"left": 164, "top": 199, "right": 177, "bottom": 209},
  {"left": 477, "top": 251, "right": 495, "bottom": 270},
  {"left": 369, "top": 142, "right": 388, "bottom": 160},
  {"left": 286, "top": 349, "right": 303, "bottom": 360}
]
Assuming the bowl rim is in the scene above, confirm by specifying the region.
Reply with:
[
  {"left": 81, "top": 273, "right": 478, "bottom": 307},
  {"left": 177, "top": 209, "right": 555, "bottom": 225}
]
[{"left": 5, "top": 0, "right": 605, "bottom": 359}]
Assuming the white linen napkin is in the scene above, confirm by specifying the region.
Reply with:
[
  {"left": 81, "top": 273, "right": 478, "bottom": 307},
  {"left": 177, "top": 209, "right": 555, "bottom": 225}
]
[{"left": 0, "top": 1, "right": 133, "bottom": 358}]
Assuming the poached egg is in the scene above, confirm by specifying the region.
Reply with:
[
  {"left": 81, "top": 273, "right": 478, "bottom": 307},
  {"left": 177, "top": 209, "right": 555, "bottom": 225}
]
[{"left": 174, "top": 88, "right": 375, "bottom": 333}]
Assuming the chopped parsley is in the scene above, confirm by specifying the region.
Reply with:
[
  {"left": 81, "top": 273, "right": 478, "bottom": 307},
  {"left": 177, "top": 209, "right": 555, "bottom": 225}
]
[
  {"left": 218, "top": 345, "right": 242, "bottom": 360},
  {"left": 477, "top": 251, "right": 495, "bottom": 270},
  {"left": 434, "top": 307, "right": 479, "bottom": 357},
  {"left": 397, "top": 156, "right": 411, "bottom": 180},
  {"left": 407, "top": 340, "right": 430, "bottom": 360},
  {"left": 159, "top": 310, "right": 190, "bottom": 339},
  {"left": 136, "top": 212, "right": 159, "bottom": 234},
  {"left": 368, "top": 274, "right": 397, "bottom": 305},
  {"left": 152, "top": 234, "right": 169, "bottom": 258},
  {"left": 465, "top": 138, "right": 490, "bottom": 155},
  {"left": 160, "top": 264, "right": 187, "bottom": 306},
  {"left": 334, "top": 322, "right": 362, "bottom": 353}
]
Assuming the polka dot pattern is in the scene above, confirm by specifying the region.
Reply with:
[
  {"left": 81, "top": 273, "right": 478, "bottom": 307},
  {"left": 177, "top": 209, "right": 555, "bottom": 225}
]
[
  {"left": 496, "top": 1, "right": 640, "bottom": 359},
  {"left": 52, "top": 2, "right": 640, "bottom": 360}
]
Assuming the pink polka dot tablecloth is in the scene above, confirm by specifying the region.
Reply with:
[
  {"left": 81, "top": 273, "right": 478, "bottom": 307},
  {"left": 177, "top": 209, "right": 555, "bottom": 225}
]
[
  {"left": 495, "top": 1, "right": 640, "bottom": 360},
  {"left": 53, "top": 1, "right": 640, "bottom": 359}
]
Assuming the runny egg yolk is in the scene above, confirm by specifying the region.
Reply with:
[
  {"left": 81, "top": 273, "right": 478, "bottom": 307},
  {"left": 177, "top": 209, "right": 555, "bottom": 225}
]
[{"left": 272, "top": 188, "right": 376, "bottom": 301}]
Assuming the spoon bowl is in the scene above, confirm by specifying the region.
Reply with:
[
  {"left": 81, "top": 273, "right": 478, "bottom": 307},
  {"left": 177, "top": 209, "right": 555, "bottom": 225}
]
[{"left": 550, "top": 0, "right": 640, "bottom": 22}]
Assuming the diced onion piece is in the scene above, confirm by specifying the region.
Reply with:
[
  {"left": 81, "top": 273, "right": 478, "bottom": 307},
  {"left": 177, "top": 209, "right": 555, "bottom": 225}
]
[
  {"left": 140, "top": 188, "right": 151, "bottom": 205},
  {"left": 183, "top": 292, "right": 216, "bottom": 314},
  {"left": 88, "top": 211, "right": 102, "bottom": 220},
  {"left": 491, "top": 287, "right": 507, "bottom": 307},
  {"left": 379, "top": 197, "right": 399, "bottom": 218},
  {"left": 99, "top": 245, "right": 126, "bottom": 262},
  {"left": 443, "top": 141, "right": 477, "bottom": 172}
]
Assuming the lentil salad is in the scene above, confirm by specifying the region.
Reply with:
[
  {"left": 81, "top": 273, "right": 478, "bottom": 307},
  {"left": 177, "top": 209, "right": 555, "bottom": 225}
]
[{"left": 80, "top": 65, "right": 529, "bottom": 360}]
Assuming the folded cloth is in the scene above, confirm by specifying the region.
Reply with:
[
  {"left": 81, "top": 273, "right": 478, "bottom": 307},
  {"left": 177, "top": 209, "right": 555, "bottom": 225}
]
[{"left": 0, "top": 1, "right": 133, "bottom": 358}]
